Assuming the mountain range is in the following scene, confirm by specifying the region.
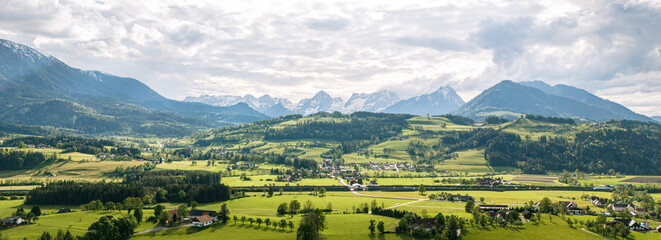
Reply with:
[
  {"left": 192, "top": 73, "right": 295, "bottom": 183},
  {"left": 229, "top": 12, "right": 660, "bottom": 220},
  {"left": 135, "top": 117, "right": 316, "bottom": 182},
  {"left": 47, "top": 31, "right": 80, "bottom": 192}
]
[
  {"left": 0, "top": 39, "right": 266, "bottom": 135},
  {"left": 455, "top": 80, "right": 653, "bottom": 122},
  {"left": 185, "top": 87, "right": 464, "bottom": 117},
  {"left": 652, "top": 116, "right": 661, "bottom": 124},
  {"left": 0, "top": 38, "right": 657, "bottom": 137}
]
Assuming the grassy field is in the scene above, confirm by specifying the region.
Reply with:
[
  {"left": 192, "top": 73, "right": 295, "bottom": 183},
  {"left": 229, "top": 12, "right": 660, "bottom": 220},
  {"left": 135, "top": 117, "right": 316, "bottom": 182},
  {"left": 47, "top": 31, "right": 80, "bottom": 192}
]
[
  {"left": 0, "top": 147, "right": 99, "bottom": 161},
  {"left": 462, "top": 214, "right": 602, "bottom": 240},
  {"left": 354, "top": 190, "right": 612, "bottom": 207},
  {"left": 222, "top": 175, "right": 342, "bottom": 187},
  {"left": 2, "top": 189, "right": 658, "bottom": 240},
  {"left": 407, "top": 116, "right": 476, "bottom": 131},
  {"left": 435, "top": 149, "right": 494, "bottom": 174},
  {"left": 2, "top": 160, "right": 146, "bottom": 181}
]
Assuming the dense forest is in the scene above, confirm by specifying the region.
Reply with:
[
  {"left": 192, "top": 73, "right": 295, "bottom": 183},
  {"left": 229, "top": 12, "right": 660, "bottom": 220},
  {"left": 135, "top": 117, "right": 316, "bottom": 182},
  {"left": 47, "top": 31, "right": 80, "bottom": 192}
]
[
  {"left": 25, "top": 181, "right": 145, "bottom": 205},
  {"left": 0, "top": 149, "right": 52, "bottom": 170},
  {"left": 1, "top": 136, "right": 141, "bottom": 157},
  {"left": 485, "top": 121, "right": 661, "bottom": 174},
  {"left": 26, "top": 171, "right": 232, "bottom": 205}
]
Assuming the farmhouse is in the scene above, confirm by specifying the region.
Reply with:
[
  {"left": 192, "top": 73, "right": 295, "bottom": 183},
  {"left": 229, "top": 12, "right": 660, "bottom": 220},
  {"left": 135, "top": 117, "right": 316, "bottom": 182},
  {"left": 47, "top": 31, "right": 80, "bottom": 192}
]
[
  {"left": 448, "top": 195, "right": 475, "bottom": 202},
  {"left": 409, "top": 218, "right": 436, "bottom": 232},
  {"left": 479, "top": 204, "right": 509, "bottom": 211},
  {"left": 57, "top": 208, "right": 72, "bottom": 214},
  {"left": 474, "top": 178, "right": 501, "bottom": 187},
  {"left": 192, "top": 215, "right": 213, "bottom": 227},
  {"left": 557, "top": 201, "right": 578, "bottom": 209},
  {"left": 0, "top": 216, "right": 25, "bottom": 227},
  {"left": 368, "top": 180, "right": 379, "bottom": 186},
  {"left": 520, "top": 210, "right": 533, "bottom": 219},
  {"left": 589, "top": 196, "right": 607, "bottom": 207},
  {"left": 607, "top": 204, "right": 634, "bottom": 213},
  {"left": 567, "top": 207, "right": 583, "bottom": 215},
  {"left": 190, "top": 209, "right": 219, "bottom": 222}
]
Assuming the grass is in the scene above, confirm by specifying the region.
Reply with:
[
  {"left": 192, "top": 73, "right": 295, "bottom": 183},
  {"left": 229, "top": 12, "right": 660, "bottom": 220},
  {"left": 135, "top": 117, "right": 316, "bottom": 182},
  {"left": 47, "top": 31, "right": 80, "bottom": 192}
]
[
  {"left": 462, "top": 214, "right": 603, "bottom": 240},
  {"left": 354, "top": 190, "right": 612, "bottom": 207},
  {"left": 3, "top": 160, "right": 146, "bottom": 181},
  {"left": 222, "top": 175, "right": 342, "bottom": 187},
  {"left": 0, "top": 185, "right": 38, "bottom": 191},
  {"left": 407, "top": 116, "right": 475, "bottom": 131},
  {"left": 435, "top": 149, "right": 494, "bottom": 174}
]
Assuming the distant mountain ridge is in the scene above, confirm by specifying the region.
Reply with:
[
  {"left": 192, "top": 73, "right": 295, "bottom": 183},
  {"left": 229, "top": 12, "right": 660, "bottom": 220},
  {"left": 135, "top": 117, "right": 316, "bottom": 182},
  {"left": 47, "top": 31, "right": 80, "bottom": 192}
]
[
  {"left": 652, "top": 116, "right": 661, "bottom": 124},
  {"left": 185, "top": 87, "right": 463, "bottom": 116},
  {"left": 0, "top": 39, "right": 267, "bottom": 135},
  {"left": 455, "top": 80, "right": 653, "bottom": 122},
  {"left": 381, "top": 86, "right": 464, "bottom": 116}
]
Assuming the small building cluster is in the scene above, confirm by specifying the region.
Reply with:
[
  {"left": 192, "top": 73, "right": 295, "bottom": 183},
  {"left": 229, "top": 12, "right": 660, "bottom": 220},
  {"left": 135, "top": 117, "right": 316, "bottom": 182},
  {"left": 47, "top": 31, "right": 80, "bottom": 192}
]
[
  {"left": 474, "top": 178, "right": 510, "bottom": 187},
  {"left": 0, "top": 216, "right": 26, "bottom": 228},
  {"left": 167, "top": 209, "right": 219, "bottom": 228},
  {"left": 606, "top": 219, "right": 652, "bottom": 231}
]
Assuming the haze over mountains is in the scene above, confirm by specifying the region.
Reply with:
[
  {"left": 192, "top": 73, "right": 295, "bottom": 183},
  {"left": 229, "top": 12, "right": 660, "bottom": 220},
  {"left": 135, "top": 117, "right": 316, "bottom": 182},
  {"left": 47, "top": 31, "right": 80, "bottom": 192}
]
[
  {"left": 0, "top": 38, "right": 657, "bottom": 137},
  {"left": 0, "top": 39, "right": 266, "bottom": 135}
]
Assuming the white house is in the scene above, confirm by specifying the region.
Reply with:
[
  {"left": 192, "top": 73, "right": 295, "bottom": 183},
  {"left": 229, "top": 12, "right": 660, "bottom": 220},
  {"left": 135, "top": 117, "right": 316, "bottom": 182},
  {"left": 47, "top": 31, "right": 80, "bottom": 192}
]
[{"left": 192, "top": 215, "right": 213, "bottom": 227}]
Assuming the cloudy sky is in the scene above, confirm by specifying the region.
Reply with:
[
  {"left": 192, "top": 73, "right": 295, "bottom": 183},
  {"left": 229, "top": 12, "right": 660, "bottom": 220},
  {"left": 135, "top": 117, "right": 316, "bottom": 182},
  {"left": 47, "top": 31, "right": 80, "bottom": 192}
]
[{"left": 1, "top": 0, "right": 660, "bottom": 116}]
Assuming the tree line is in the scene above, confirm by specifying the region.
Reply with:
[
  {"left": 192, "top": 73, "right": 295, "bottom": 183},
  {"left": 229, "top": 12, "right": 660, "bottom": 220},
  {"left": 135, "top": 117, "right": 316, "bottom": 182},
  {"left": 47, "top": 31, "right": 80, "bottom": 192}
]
[{"left": 485, "top": 121, "right": 661, "bottom": 174}]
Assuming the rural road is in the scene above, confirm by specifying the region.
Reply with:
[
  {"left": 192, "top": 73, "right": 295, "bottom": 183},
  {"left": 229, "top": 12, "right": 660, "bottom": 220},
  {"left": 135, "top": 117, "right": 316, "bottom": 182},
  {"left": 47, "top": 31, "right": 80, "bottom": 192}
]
[
  {"left": 337, "top": 177, "right": 525, "bottom": 207},
  {"left": 135, "top": 224, "right": 192, "bottom": 235},
  {"left": 580, "top": 228, "right": 611, "bottom": 239}
]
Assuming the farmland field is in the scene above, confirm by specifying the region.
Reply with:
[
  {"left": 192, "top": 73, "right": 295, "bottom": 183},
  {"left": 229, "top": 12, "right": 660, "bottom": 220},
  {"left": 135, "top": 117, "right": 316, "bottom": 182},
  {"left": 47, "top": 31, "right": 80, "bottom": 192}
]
[{"left": 622, "top": 177, "right": 661, "bottom": 183}]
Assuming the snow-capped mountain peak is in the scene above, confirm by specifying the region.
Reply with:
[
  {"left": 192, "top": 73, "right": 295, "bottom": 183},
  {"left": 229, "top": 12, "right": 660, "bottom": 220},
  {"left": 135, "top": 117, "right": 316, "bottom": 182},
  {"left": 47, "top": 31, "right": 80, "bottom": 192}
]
[
  {"left": 184, "top": 86, "right": 462, "bottom": 117},
  {"left": 0, "top": 39, "right": 54, "bottom": 64}
]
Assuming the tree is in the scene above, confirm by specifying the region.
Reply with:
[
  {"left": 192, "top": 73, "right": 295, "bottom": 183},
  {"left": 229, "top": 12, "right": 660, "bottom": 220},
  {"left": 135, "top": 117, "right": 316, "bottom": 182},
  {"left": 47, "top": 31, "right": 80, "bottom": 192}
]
[
  {"left": 289, "top": 221, "right": 294, "bottom": 231},
  {"left": 177, "top": 204, "right": 188, "bottom": 222},
  {"left": 290, "top": 200, "right": 301, "bottom": 216},
  {"left": 368, "top": 219, "right": 376, "bottom": 234},
  {"left": 241, "top": 216, "right": 247, "bottom": 224},
  {"left": 133, "top": 208, "right": 143, "bottom": 223},
  {"left": 82, "top": 216, "right": 137, "bottom": 240},
  {"left": 31, "top": 206, "right": 42, "bottom": 216},
  {"left": 153, "top": 205, "right": 165, "bottom": 219},
  {"left": 440, "top": 215, "right": 460, "bottom": 240},
  {"left": 539, "top": 197, "right": 553, "bottom": 213},
  {"left": 397, "top": 212, "right": 417, "bottom": 233},
  {"left": 418, "top": 184, "right": 426, "bottom": 195},
  {"left": 123, "top": 197, "right": 143, "bottom": 214},
  {"left": 303, "top": 200, "right": 314, "bottom": 212},
  {"left": 480, "top": 197, "right": 485, "bottom": 203},
  {"left": 377, "top": 221, "right": 385, "bottom": 233},
  {"left": 248, "top": 217, "right": 255, "bottom": 226},
  {"left": 158, "top": 211, "right": 169, "bottom": 226},
  {"left": 465, "top": 200, "right": 475, "bottom": 213},
  {"left": 277, "top": 202, "right": 289, "bottom": 215},
  {"left": 280, "top": 219, "right": 287, "bottom": 230},
  {"left": 318, "top": 187, "right": 326, "bottom": 197},
  {"left": 434, "top": 212, "right": 445, "bottom": 230},
  {"left": 40, "top": 231, "right": 52, "bottom": 240},
  {"left": 256, "top": 218, "right": 263, "bottom": 226},
  {"left": 233, "top": 215, "right": 238, "bottom": 224},
  {"left": 219, "top": 203, "right": 230, "bottom": 223},
  {"left": 104, "top": 202, "right": 116, "bottom": 211},
  {"left": 265, "top": 218, "right": 271, "bottom": 228},
  {"left": 297, "top": 209, "right": 326, "bottom": 240},
  {"left": 189, "top": 201, "right": 198, "bottom": 210}
]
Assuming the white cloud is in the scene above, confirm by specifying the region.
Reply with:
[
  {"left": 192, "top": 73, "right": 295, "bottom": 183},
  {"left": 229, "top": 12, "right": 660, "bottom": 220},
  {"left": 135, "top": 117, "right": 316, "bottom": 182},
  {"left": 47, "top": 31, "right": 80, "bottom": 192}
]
[{"left": 0, "top": 0, "right": 660, "bottom": 115}]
